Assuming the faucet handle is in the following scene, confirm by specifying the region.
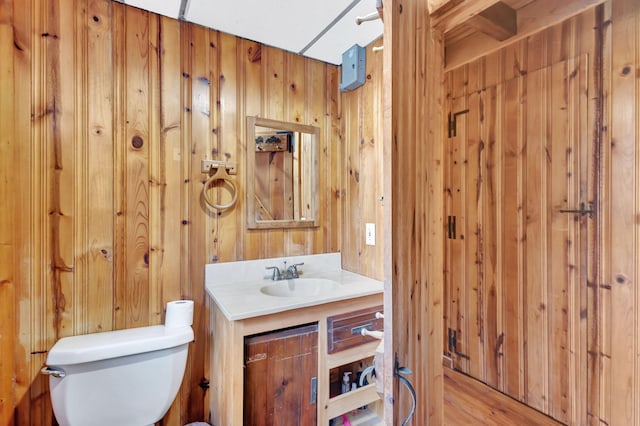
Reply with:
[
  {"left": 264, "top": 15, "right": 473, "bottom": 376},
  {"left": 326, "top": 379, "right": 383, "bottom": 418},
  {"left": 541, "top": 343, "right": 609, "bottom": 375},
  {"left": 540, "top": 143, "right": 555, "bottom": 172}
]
[
  {"left": 265, "top": 266, "right": 281, "bottom": 280},
  {"left": 287, "top": 262, "right": 304, "bottom": 277}
]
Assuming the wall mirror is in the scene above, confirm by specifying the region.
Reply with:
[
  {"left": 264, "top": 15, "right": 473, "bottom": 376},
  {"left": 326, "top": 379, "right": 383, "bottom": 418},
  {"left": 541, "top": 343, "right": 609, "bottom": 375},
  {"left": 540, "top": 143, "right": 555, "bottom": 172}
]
[{"left": 246, "top": 116, "right": 320, "bottom": 229}]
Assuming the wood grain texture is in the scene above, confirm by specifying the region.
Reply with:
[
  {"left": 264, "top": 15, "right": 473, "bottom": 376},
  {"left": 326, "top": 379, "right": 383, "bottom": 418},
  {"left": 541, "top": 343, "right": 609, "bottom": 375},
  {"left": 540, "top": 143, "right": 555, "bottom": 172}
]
[
  {"left": 606, "top": 0, "right": 640, "bottom": 424},
  {"left": 340, "top": 42, "right": 384, "bottom": 281},
  {"left": 440, "top": 2, "right": 640, "bottom": 425},
  {"left": 2, "top": 0, "right": 344, "bottom": 423},
  {"left": 385, "top": 0, "right": 445, "bottom": 423},
  {"left": 444, "top": 38, "right": 590, "bottom": 426},
  {"left": 0, "top": 6, "right": 16, "bottom": 423},
  {"left": 444, "top": 368, "right": 562, "bottom": 425}
]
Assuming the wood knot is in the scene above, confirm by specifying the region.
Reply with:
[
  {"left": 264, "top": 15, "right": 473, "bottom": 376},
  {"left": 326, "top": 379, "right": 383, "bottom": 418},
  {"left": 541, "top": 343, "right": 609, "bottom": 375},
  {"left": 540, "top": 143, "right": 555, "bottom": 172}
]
[
  {"left": 615, "top": 274, "right": 627, "bottom": 284},
  {"left": 131, "top": 135, "right": 144, "bottom": 149}
]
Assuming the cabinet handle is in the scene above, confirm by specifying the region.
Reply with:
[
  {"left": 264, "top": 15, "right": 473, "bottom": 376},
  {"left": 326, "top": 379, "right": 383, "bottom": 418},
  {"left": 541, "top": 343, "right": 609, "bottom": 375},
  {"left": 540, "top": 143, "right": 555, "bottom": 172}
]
[
  {"left": 351, "top": 323, "right": 373, "bottom": 335},
  {"left": 310, "top": 376, "right": 317, "bottom": 405}
]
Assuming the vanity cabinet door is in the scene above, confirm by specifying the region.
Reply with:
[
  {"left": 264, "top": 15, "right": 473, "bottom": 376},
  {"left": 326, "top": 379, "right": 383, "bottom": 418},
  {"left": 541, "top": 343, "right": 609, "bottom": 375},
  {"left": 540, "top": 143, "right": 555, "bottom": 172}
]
[{"left": 244, "top": 323, "right": 318, "bottom": 426}]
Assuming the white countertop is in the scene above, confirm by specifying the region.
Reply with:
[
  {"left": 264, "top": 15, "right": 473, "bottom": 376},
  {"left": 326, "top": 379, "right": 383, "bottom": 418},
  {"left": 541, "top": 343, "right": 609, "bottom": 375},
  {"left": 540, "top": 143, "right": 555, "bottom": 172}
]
[{"left": 205, "top": 253, "right": 384, "bottom": 320}]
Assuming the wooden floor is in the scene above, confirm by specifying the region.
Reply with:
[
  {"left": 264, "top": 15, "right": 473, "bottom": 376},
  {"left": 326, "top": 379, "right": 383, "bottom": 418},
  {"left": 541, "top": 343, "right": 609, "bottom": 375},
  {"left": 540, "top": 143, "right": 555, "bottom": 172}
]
[{"left": 444, "top": 368, "right": 562, "bottom": 425}]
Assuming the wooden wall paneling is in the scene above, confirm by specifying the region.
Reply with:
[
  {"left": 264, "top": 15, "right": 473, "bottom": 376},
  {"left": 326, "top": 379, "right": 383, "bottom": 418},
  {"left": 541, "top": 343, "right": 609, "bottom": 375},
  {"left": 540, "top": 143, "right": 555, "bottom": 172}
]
[
  {"left": 122, "top": 6, "right": 152, "bottom": 328},
  {"left": 179, "top": 21, "right": 197, "bottom": 423},
  {"left": 371, "top": 44, "right": 384, "bottom": 281},
  {"left": 326, "top": 65, "right": 342, "bottom": 256},
  {"left": 284, "top": 52, "right": 306, "bottom": 254},
  {"left": 156, "top": 15, "right": 187, "bottom": 425},
  {"left": 340, "top": 42, "right": 385, "bottom": 279},
  {"left": 390, "top": 0, "right": 438, "bottom": 423},
  {"left": 242, "top": 39, "right": 266, "bottom": 260},
  {"left": 576, "top": 51, "right": 591, "bottom": 425},
  {"left": 305, "top": 59, "right": 326, "bottom": 254},
  {"left": 341, "top": 78, "right": 360, "bottom": 273},
  {"left": 444, "top": 16, "right": 595, "bottom": 422},
  {"left": 500, "top": 53, "right": 525, "bottom": 405},
  {"left": 547, "top": 58, "right": 565, "bottom": 423},
  {"left": 11, "top": 0, "right": 34, "bottom": 420},
  {"left": 3, "top": 0, "right": 344, "bottom": 423},
  {"left": 465, "top": 88, "right": 484, "bottom": 381},
  {"left": 546, "top": 57, "right": 584, "bottom": 424},
  {"left": 598, "top": 7, "right": 611, "bottom": 422},
  {"left": 84, "top": 0, "right": 114, "bottom": 336},
  {"left": 423, "top": 16, "right": 446, "bottom": 426},
  {"left": 524, "top": 63, "right": 550, "bottom": 414},
  {"left": 264, "top": 46, "right": 286, "bottom": 257},
  {"left": 0, "top": 0, "right": 16, "bottom": 421},
  {"left": 55, "top": 0, "right": 77, "bottom": 340},
  {"left": 443, "top": 72, "right": 452, "bottom": 362},
  {"left": 29, "top": 0, "right": 55, "bottom": 420},
  {"left": 390, "top": 0, "right": 416, "bottom": 420},
  {"left": 147, "top": 14, "right": 161, "bottom": 326},
  {"left": 447, "top": 91, "right": 469, "bottom": 372},
  {"left": 112, "top": 0, "right": 126, "bottom": 333},
  {"left": 590, "top": 4, "right": 608, "bottom": 425},
  {"left": 156, "top": 16, "right": 183, "bottom": 315},
  {"left": 186, "top": 23, "right": 215, "bottom": 421},
  {"left": 592, "top": 2, "right": 612, "bottom": 424},
  {"left": 359, "top": 45, "right": 380, "bottom": 278},
  {"left": 607, "top": 0, "right": 640, "bottom": 424},
  {"left": 381, "top": 0, "right": 394, "bottom": 422},
  {"left": 482, "top": 83, "right": 501, "bottom": 390},
  {"left": 217, "top": 31, "right": 239, "bottom": 262}
]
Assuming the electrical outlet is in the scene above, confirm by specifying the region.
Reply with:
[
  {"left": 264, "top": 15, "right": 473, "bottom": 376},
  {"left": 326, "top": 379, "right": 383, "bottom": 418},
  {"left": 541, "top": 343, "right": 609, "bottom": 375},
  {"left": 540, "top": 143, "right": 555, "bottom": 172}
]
[{"left": 366, "top": 223, "right": 376, "bottom": 246}]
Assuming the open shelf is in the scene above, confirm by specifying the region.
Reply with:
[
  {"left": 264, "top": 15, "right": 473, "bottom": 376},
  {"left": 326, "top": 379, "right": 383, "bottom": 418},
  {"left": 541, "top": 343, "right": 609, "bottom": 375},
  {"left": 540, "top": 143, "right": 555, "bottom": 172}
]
[{"left": 330, "top": 406, "right": 385, "bottom": 426}]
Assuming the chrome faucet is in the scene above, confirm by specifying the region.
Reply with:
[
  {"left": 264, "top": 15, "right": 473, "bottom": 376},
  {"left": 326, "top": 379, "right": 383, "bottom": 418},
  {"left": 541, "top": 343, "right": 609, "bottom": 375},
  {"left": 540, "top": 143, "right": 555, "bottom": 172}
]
[{"left": 265, "top": 261, "right": 304, "bottom": 280}]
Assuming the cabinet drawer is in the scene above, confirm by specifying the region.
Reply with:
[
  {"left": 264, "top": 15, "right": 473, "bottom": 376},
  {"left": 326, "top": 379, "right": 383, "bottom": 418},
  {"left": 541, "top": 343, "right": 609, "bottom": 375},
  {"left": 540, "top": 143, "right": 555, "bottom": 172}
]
[{"left": 327, "top": 305, "right": 383, "bottom": 354}]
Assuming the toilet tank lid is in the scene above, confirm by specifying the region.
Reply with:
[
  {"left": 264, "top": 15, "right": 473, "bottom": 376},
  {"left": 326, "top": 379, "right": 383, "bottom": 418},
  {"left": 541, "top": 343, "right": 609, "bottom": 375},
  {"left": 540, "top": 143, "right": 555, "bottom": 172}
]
[{"left": 45, "top": 325, "right": 194, "bottom": 366}]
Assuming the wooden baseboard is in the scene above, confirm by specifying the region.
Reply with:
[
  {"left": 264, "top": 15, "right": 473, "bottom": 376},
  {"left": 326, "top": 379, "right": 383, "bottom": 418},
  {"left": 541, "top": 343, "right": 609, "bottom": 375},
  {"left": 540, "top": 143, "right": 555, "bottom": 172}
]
[{"left": 443, "top": 368, "right": 562, "bottom": 425}]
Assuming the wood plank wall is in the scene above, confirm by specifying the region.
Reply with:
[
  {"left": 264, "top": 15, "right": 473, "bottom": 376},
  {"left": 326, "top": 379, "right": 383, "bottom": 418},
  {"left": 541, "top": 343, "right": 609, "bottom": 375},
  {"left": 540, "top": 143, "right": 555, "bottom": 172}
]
[
  {"left": 436, "top": 0, "right": 640, "bottom": 424},
  {"left": 0, "top": 0, "right": 16, "bottom": 422},
  {"left": 605, "top": 0, "right": 640, "bottom": 424},
  {"left": 340, "top": 41, "right": 385, "bottom": 281},
  {"left": 443, "top": 8, "right": 597, "bottom": 425},
  {"left": 384, "top": 0, "right": 445, "bottom": 423},
  {"left": 0, "top": 0, "right": 383, "bottom": 423}
]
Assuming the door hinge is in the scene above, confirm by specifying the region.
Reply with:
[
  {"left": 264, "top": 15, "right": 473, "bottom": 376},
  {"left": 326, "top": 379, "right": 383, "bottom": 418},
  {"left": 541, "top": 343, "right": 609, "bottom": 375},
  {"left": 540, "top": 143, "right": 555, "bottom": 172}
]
[
  {"left": 448, "top": 109, "right": 470, "bottom": 138},
  {"left": 448, "top": 328, "right": 470, "bottom": 360},
  {"left": 559, "top": 202, "right": 594, "bottom": 219},
  {"left": 447, "top": 215, "right": 456, "bottom": 239}
]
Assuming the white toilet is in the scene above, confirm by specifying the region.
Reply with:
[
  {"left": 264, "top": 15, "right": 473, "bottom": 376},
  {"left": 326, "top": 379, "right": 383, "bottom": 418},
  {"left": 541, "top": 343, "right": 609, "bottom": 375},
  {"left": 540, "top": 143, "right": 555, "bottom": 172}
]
[{"left": 41, "top": 300, "right": 194, "bottom": 426}]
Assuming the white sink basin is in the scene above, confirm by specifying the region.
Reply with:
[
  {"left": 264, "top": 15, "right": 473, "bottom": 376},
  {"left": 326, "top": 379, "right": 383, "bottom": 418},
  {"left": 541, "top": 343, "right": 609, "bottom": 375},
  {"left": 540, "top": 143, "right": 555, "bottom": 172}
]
[{"left": 260, "top": 278, "right": 339, "bottom": 297}]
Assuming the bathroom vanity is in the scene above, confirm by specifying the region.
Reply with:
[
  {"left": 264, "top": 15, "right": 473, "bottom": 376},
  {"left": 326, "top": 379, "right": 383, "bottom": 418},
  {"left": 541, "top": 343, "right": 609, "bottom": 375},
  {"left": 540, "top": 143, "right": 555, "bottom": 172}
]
[{"left": 205, "top": 253, "right": 384, "bottom": 425}]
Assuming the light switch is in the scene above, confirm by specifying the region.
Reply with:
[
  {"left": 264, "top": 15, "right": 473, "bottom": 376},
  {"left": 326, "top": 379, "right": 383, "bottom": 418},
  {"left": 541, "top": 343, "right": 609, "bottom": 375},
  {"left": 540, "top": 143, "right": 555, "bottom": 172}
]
[{"left": 366, "top": 223, "right": 375, "bottom": 246}]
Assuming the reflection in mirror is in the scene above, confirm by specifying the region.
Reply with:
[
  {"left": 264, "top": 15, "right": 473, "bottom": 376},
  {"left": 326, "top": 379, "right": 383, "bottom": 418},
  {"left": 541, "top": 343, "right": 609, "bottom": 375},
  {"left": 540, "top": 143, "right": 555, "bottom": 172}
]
[{"left": 246, "top": 116, "right": 320, "bottom": 229}]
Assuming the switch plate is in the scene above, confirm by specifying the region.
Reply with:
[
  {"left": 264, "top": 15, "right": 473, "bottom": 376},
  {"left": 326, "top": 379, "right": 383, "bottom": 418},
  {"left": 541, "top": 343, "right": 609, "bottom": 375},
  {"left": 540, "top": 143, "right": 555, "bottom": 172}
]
[{"left": 366, "top": 223, "right": 375, "bottom": 246}]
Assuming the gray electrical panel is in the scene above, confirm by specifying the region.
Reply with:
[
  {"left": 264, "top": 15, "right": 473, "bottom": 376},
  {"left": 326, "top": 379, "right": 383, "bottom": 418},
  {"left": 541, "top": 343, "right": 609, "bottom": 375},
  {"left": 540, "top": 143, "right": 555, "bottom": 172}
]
[{"left": 340, "top": 44, "right": 366, "bottom": 92}]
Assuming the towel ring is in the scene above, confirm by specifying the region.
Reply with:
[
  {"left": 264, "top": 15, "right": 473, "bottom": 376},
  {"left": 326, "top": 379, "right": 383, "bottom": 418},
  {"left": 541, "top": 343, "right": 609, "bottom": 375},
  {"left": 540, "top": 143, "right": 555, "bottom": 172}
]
[{"left": 202, "top": 166, "right": 238, "bottom": 211}]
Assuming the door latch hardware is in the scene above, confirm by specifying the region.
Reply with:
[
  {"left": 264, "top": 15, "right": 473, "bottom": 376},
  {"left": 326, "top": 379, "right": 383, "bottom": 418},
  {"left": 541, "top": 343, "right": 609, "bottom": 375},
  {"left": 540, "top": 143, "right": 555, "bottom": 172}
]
[
  {"left": 448, "top": 328, "right": 470, "bottom": 360},
  {"left": 559, "top": 202, "right": 594, "bottom": 218},
  {"left": 448, "top": 109, "right": 470, "bottom": 138}
]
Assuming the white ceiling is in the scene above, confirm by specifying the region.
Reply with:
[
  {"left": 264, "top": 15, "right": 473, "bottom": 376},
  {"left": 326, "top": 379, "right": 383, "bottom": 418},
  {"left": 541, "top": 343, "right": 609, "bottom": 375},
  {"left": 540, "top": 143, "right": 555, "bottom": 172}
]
[{"left": 116, "top": 0, "right": 383, "bottom": 65}]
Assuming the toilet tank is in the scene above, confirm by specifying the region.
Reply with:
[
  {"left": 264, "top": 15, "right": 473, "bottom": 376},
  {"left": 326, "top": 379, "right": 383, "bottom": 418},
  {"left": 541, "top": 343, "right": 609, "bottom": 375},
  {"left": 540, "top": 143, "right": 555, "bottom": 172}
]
[{"left": 44, "top": 325, "right": 193, "bottom": 426}]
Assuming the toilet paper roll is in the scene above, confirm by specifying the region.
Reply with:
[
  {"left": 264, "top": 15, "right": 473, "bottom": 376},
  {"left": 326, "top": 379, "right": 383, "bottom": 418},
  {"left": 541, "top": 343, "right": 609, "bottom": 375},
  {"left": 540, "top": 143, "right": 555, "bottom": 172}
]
[{"left": 165, "top": 300, "right": 194, "bottom": 328}]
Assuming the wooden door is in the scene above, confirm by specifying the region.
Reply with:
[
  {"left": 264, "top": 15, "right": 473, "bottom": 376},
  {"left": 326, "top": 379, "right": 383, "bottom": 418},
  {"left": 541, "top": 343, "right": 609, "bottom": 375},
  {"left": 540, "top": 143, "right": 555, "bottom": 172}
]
[
  {"left": 444, "top": 56, "right": 590, "bottom": 424},
  {"left": 244, "top": 323, "right": 318, "bottom": 426}
]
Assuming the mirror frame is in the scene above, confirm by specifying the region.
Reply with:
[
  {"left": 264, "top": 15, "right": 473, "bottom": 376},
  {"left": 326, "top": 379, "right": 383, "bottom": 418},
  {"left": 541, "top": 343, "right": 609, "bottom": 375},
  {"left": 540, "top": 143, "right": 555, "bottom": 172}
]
[{"left": 246, "top": 116, "right": 321, "bottom": 229}]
